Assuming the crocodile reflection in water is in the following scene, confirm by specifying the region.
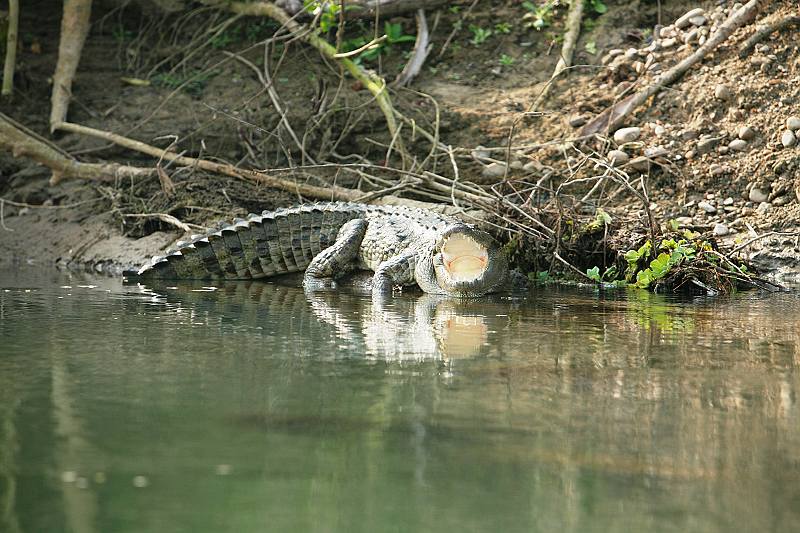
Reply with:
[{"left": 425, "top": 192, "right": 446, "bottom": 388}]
[{"left": 135, "top": 277, "right": 506, "bottom": 360}]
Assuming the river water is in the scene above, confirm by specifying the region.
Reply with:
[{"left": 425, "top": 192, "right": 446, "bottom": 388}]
[{"left": 0, "top": 268, "right": 798, "bottom": 532}]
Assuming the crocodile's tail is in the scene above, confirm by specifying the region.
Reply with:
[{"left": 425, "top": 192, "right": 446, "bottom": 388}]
[{"left": 127, "top": 203, "right": 365, "bottom": 281}]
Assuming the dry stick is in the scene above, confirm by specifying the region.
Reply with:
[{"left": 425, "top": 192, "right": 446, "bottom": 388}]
[
  {"left": 122, "top": 213, "right": 203, "bottom": 233},
  {"left": 1, "top": 0, "right": 19, "bottom": 96},
  {"left": 531, "top": 0, "right": 584, "bottom": 110},
  {"left": 216, "top": 0, "right": 409, "bottom": 168},
  {"left": 52, "top": 120, "right": 361, "bottom": 201},
  {"left": 580, "top": 0, "right": 761, "bottom": 136},
  {"left": 394, "top": 9, "right": 429, "bottom": 87},
  {"left": 738, "top": 15, "right": 800, "bottom": 58},
  {"left": 0, "top": 113, "right": 154, "bottom": 184},
  {"left": 50, "top": 0, "right": 93, "bottom": 131}
]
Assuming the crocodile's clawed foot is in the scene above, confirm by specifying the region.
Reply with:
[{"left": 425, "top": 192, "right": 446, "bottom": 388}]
[{"left": 303, "top": 277, "right": 339, "bottom": 293}]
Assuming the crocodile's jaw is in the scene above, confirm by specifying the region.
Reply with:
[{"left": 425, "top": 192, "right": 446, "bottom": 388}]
[{"left": 417, "top": 225, "right": 508, "bottom": 297}]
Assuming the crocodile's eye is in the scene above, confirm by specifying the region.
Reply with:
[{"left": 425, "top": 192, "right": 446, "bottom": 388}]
[{"left": 441, "top": 234, "right": 488, "bottom": 282}]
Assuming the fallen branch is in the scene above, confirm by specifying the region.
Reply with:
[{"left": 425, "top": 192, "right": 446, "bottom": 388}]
[
  {"left": 50, "top": 0, "right": 93, "bottom": 131},
  {"left": 1, "top": 0, "right": 19, "bottom": 96},
  {"left": 0, "top": 112, "right": 154, "bottom": 184},
  {"left": 53, "top": 120, "right": 362, "bottom": 201},
  {"left": 531, "top": 0, "right": 583, "bottom": 109},
  {"left": 738, "top": 15, "right": 800, "bottom": 58},
  {"left": 580, "top": 0, "right": 760, "bottom": 136}
]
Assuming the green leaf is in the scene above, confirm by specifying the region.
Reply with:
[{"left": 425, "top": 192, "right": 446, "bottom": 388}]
[
  {"left": 649, "top": 252, "right": 672, "bottom": 279},
  {"left": 635, "top": 269, "right": 653, "bottom": 288},
  {"left": 586, "top": 266, "right": 601, "bottom": 282},
  {"left": 591, "top": 0, "right": 608, "bottom": 14},
  {"left": 584, "top": 40, "right": 597, "bottom": 55}
]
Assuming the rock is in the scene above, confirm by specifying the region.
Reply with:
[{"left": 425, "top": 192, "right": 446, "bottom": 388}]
[
  {"left": 713, "top": 223, "right": 729, "bottom": 236},
  {"left": 628, "top": 156, "right": 650, "bottom": 172},
  {"left": 689, "top": 15, "right": 707, "bottom": 26},
  {"left": 755, "top": 202, "right": 771, "bottom": 215},
  {"left": 786, "top": 116, "right": 800, "bottom": 131},
  {"left": 728, "top": 139, "right": 748, "bottom": 151},
  {"left": 676, "top": 8, "right": 705, "bottom": 29},
  {"left": 676, "top": 216, "right": 694, "bottom": 227},
  {"left": 569, "top": 115, "right": 588, "bottom": 128},
  {"left": 698, "top": 201, "right": 717, "bottom": 214},
  {"left": 696, "top": 137, "right": 719, "bottom": 154},
  {"left": 714, "top": 84, "right": 732, "bottom": 100},
  {"left": 773, "top": 195, "right": 791, "bottom": 207},
  {"left": 709, "top": 164, "right": 725, "bottom": 176},
  {"left": 680, "top": 129, "right": 700, "bottom": 141},
  {"left": 481, "top": 162, "right": 507, "bottom": 179},
  {"left": 654, "top": 125, "right": 666, "bottom": 137},
  {"left": 471, "top": 146, "right": 490, "bottom": 160},
  {"left": 509, "top": 160, "right": 524, "bottom": 170},
  {"left": 724, "top": 197, "right": 734, "bottom": 206},
  {"left": 660, "top": 37, "right": 677, "bottom": 48},
  {"left": 613, "top": 127, "right": 641, "bottom": 144},
  {"left": 607, "top": 150, "right": 629, "bottom": 166},
  {"left": 644, "top": 146, "right": 668, "bottom": 158},
  {"left": 738, "top": 126, "right": 756, "bottom": 140},
  {"left": 749, "top": 187, "right": 769, "bottom": 203},
  {"left": 781, "top": 130, "right": 797, "bottom": 148}
]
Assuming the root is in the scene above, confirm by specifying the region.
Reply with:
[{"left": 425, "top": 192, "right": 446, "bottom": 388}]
[
  {"left": 50, "top": 0, "right": 93, "bottom": 131},
  {"left": 1, "top": 0, "right": 19, "bottom": 97}
]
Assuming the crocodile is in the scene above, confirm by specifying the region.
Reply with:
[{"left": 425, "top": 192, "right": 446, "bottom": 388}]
[{"left": 129, "top": 202, "right": 509, "bottom": 297}]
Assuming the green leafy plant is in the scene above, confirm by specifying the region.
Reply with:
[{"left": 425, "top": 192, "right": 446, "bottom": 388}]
[
  {"left": 589, "top": 0, "right": 607, "bottom": 14},
  {"left": 584, "top": 40, "right": 597, "bottom": 54},
  {"left": 499, "top": 54, "right": 515, "bottom": 66},
  {"left": 343, "top": 21, "right": 416, "bottom": 63},
  {"left": 304, "top": 0, "right": 340, "bottom": 33},
  {"left": 494, "top": 22, "right": 512, "bottom": 34},
  {"left": 468, "top": 25, "right": 492, "bottom": 46},
  {"left": 211, "top": 26, "right": 241, "bottom": 49},
  {"left": 523, "top": 1, "right": 558, "bottom": 31}
]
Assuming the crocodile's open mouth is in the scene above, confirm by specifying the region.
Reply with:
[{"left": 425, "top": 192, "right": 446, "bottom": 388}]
[{"left": 441, "top": 234, "right": 488, "bottom": 282}]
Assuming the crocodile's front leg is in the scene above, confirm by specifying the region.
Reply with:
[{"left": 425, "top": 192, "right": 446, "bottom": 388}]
[
  {"left": 303, "top": 219, "right": 368, "bottom": 291},
  {"left": 372, "top": 251, "right": 417, "bottom": 295}
]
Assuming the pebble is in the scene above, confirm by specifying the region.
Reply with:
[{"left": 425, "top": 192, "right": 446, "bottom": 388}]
[
  {"left": 471, "top": 146, "right": 490, "bottom": 160},
  {"left": 756, "top": 202, "right": 771, "bottom": 215},
  {"left": 660, "top": 38, "right": 677, "bottom": 48},
  {"left": 628, "top": 156, "right": 650, "bottom": 172},
  {"left": 676, "top": 8, "right": 705, "bottom": 29},
  {"left": 713, "top": 223, "right": 730, "bottom": 236},
  {"left": 714, "top": 84, "right": 732, "bottom": 100},
  {"left": 781, "top": 130, "right": 797, "bottom": 148},
  {"left": 724, "top": 197, "right": 734, "bottom": 206},
  {"left": 613, "top": 126, "right": 641, "bottom": 144},
  {"left": 680, "top": 129, "right": 699, "bottom": 141},
  {"left": 132, "top": 475, "right": 149, "bottom": 488},
  {"left": 698, "top": 201, "right": 717, "bottom": 214},
  {"left": 728, "top": 139, "right": 748, "bottom": 151},
  {"left": 509, "top": 160, "right": 524, "bottom": 170},
  {"left": 696, "top": 137, "right": 719, "bottom": 154},
  {"left": 709, "top": 164, "right": 725, "bottom": 176},
  {"left": 481, "top": 162, "right": 507, "bottom": 179},
  {"left": 786, "top": 116, "right": 800, "bottom": 131},
  {"left": 654, "top": 125, "right": 666, "bottom": 137},
  {"left": 569, "top": 115, "right": 588, "bottom": 128},
  {"left": 749, "top": 187, "right": 769, "bottom": 203},
  {"left": 676, "top": 216, "right": 694, "bottom": 226},
  {"left": 738, "top": 126, "right": 756, "bottom": 140},
  {"left": 689, "top": 15, "right": 707, "bottom": 26},
  {"left": 644, "top": 146, "right": 668, "bottom": 158},
  {"left": 607, "top": 150, "right": 629, "bottom": 166}
]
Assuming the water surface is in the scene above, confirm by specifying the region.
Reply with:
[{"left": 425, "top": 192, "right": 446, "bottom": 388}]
[{"left": 1, "top": 268, "right": 799, "bottom": 532}]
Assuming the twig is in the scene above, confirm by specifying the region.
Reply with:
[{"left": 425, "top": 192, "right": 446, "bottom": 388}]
[
  {"left": 580, "top": 0, "right": 761, "bottom": 136},
  {"left": 531, "top": 0, "right": 584, "bottom": 109},
  {"left": 0, "top": 200, "right": 13, "bottom": 231},
  {"left": 1, "top": 0, "right": 19, "bottom": 96},
  {"left": 438, "top": 0, "right": 479, "bottom": 58},
  {"left": 50, "top": 0, "right": 93, "bottom": 130},
  {"left": 122, "top": 213, "right": 203, "bottom": 233},
  {"left": 333, "top": 35, "right": 386, "bottom": 58},
  {"left": 728, "top": 231, "right": 800, "bottom": 255},
  {"left": 738, "top": 15, "right": 800, "bottom": 58},
  {"left": 553, "top": 251, "right": 594, "bottom": 281},
  {"left": 0, "top": 197, "right": 104, "bottom": 209}
]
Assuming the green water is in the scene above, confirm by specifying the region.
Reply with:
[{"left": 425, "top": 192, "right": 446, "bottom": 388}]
[{"left": 1, "top": 268, "right": 799, "bottom": 533}]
